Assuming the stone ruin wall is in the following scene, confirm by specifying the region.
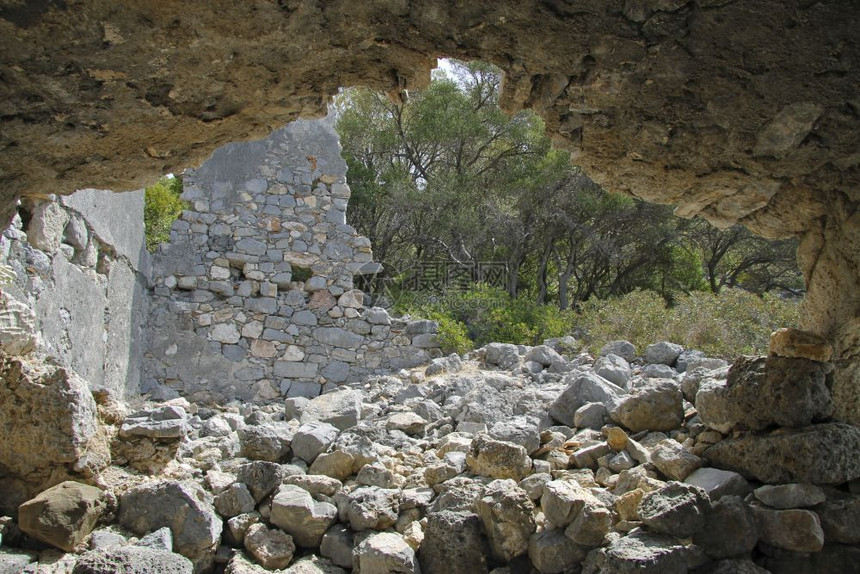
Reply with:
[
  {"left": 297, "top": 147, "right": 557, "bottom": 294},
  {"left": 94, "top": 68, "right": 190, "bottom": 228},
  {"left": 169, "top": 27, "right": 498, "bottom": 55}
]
[
  {"left": 144, "top": 118, "right": 440, "bottom": 404},
  {"left": 0, "top": 188, "right": 150, "bottom": 400}
]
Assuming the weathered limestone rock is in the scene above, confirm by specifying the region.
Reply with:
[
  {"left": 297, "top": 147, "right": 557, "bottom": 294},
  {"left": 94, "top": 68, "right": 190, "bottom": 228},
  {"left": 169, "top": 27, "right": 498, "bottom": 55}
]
[
  {"left": 752, "top": 506, "right": 825, "bottom": 552},
  {"left": 693, "top": 496, "right": 758, "bottom": 560},
  {"left": 0, "top": 355, "right": 110, "bottom": 512},
  {"left": 214, "top": 483, "right": 256, "bottom": 518},
  {"left": 611, "top": 381, "right": 684, "bottom": 432},
  {"left": 541, "top": 480, "right": 602, "bottom": 529},
  {"left": 17, "top": 481, "right": 107, "bottom": 552},
  {"left": 466, "top": 435, "right": 532, "bottom": 481},
  {"left": 549, "top": 373, "right": 624, "bottom": 427},
  {"left": 600, "top": 341, "right": 636, "bottom": 363},
  {"left": 650, "top": 438, "right": 703, "bottom": 481},
  {"left": 117, "top": 480, "right": 222, "bottom": 571},
  {"left": 528, "top": 528, "right": 589, "bottom": 574},
  {"left": 696, "top": 356, "right": 833, "bottom": 433},
  {"left": 270, "top": 485, "right": 338, "bottom": 548},
  {"left": 704, "top": 423, "right": 860, "bottom": 484},
  {"left": 301, "top": 390, "right": 362, "bottom": 431},
  {"left": 593, "top": 354, "right": 632, "bottom": 389},
  {"left": 72, "top": 546, "right": 194, "bottom": 574},
  {"left": 639, "top": 482, "right": 711, "bottom": 539},
  {"left": 475, "top": 479, "right": 536, "bottom": 562},
  {"left": 683, "top": 468, "right": 750, "bottom": 501},
  {"left": 813, "top": 494, "right": 860, "bottom": 544},
  {"left": 753, "top": 483, "right": 827, "bottom": 509},
  {"left": 238, "top": 423, "right": 294, "bottom": 462},
  {"left": 336, "top": 487, "right": 400, "bottom": 532},
  {"left": 244, "top": 523, "right": 295, "bottom": 570},
  {"left": 291, "top": 421, "right": 340, "bottom": 464},
  {"left": 419, "top": 511, "right": 489, "bottom": 574},
  {"left": 353, "top": 532, "right": 419, "bottom": 574},
  {"left": 644, "top": 342, "right": 683, "bottom": 366},
  {"left": 583, "top": 530, "right": 687, "bottom": 574},
  {"left": 769, "top": 328, "right": 833, "bottom": 362}
]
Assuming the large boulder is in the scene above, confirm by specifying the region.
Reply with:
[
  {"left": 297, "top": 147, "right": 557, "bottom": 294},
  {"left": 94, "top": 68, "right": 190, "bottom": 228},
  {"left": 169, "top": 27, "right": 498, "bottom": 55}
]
[
  {"left": 644, "top": 342, "right": 684, "bottom": 366},
  {"left": 117, "top": 480, "right": 222, "bottom": 571},
  {"left": 694, "top": 496, "right": 758, "bottom": 559},
  {"left": 549, "top": 373, "right": 624, "bottom": 427},
  {"left": 704, "top": 423, "right": 860, "bottom": 484},
  {"left": 752, "top": 506, "right": 825, "bottom": 552},
  {"left": 18, "top": 481, "right": 108, "bottom": 552},
  {"left": 696, "top": 356, "right": 833, "bottom": 433},
  {"left": 0, "top": 355, "right": 110, "bottom": 511},
  {"left": 593, "top": 354, "right": 632, "bottom": 388},
  {"left": 300, "top": 390, "right": 363, "bottom": 430},
  {"left": 611, "top": 381, "right": 684, "bottom": 432}
]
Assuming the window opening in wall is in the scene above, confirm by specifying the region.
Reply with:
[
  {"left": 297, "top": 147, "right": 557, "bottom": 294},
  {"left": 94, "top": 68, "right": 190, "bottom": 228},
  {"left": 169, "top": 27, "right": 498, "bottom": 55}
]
[{"left": 144, "top": 174, "right": 186, "bottom": 252}]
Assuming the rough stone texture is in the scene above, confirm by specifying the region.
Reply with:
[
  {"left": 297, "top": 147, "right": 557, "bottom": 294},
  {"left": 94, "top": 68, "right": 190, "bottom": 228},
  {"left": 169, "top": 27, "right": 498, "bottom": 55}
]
[
  {"left": 583, "top": 530, "right": 687, "bottom": 574},
  {"left": 475, "top": 479, "right": 536, "bottom": 562},
  {"left": 3, "top": 188, "right": 150, "bottom": 399},
  {"left": 244, "top": 523, "right": 296, "bottom": 570},
  {"left": 770, "top": 328, "right": 833, "bottom": 362},
  {"left": 0, "top": 354, "right": 111, "bottom": 513},
  {"left": 17, "top": 481, "right": 107, "bottom": 552},
  {"left": 683, "top": 468, "right": 750, "bottom": 501},
  {"left": 611, "top": 381, "right": 683, "bottom": 432},
  {"left": 704, "top": 423, "right": 860, "bottom": 484},
  {"left": 549, "top": 372, "right": 624, "bottom": 427},
  {"left": 528, "top": 528, "right": 589, "bottom": 574},
  {"left": 813, "top": 495, "right": 860, "bottom": 544},
  {"left": 696, "top": 355, "right": 834, "bottom": 433},
  {"left": 650, "top": 438, "right": 703, "bottom": 481},
  {"left": 639, "top": 482, "right": 711, "bottom": 539},
  {"left": 419, "top": 510, "right": 489, "bottom": 574},
  {"left": 270, "top": 484, "right": 338, "bottom": 548},
  {"left": 117, "top": 480, "right": 223, "bottom": 571},
  {"left": 754, "top": 483, "right": 827, "bottom": 509},
  {"left": 644, "top": 342, "right": 683, "bottom": 366},
  {"left": 752, "top": 506, "right": 825, "bottom": 552},
  {"left": 353, "top": 532, "right": 419, "bottom": 574},
  {"left": 72, "top": 546, "right": 193, "bottom": 574},
  {"left": 693, "top": 496, "right": 758, "bottom": 560},
  {"left": 466, "top": 435, "right": 532, "bottom": 481}
]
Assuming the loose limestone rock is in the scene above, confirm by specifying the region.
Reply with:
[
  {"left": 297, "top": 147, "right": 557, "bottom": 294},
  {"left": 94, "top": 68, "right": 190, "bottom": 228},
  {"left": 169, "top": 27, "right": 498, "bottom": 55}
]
[
  {"left": 72, "top": 546, "right": 194, "bottom": 574},
  {"left": 244, "top": 523, "right": 296, "bottom": 570},
  {"left": 549, "top": 373, "right": 624, "bottom": 427},
  {"left": 17, "top": 481, "right": 108, "bottom": 552},
  {"left": 353, "top": 532, "right": 419, "bottom": 574},
  {"left": 638, "top": 482, "right": 711, "bottom": 539},
  {"left": 644, "top": 342, "right": 683, "bottom": 366},
  {"left": 693, "top": 496, "right": 758, "bottom": 559},
  {"left": 611, "top": 381, "right": 684, "bottom": 432},
  {"left": 650, "top": 439, "right": 703, "bottom": 481},
  {"left": 291, "top": 421, "right": 340, "bottom": 464},
  {"left": 117, "top": 480, "right": 222, "bottom": 571},
  {"left": 300, "top": 390, "right": 363, "bottom": 431},
  {"left": 753, "top": 483, "right": 827, "bottom": 509},
  {"left": 583, "top": 530, "right": 687, "bottom": 574},
  {"left": 466, "top": 435, "right": 532, "bottom": 481},
  {"left": 528, "top": 528, "right": 589, "bottom": 574},
  {"left": 769, "top": 328, "right": 833, "bottom": 362},
  {"left": 752, "top": 506, "right": 825, "bottom": 552},
  {"left": 418, "top": 510, "right": 489, "bottom": 574},
  {"left": 475, "top": 479, "right": 536, "bottom": 562},
  {"left": 270, "top": 485, "right": 338, "bottom": 548}
]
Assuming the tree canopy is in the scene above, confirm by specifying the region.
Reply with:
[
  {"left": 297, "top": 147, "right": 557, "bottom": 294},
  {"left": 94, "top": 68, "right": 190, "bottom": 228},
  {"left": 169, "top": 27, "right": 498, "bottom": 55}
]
[{"left": 335, "top": 60, "right": 802, "bottom": 309}]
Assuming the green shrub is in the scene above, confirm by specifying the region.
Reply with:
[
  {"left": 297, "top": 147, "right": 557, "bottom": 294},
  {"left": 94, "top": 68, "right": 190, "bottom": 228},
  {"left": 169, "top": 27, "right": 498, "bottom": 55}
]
[
  {"left": 144, "top": 176, "right": 186, "bottom": 252},
  {"left": 577, "top": 288, "right": 800, "bottom": 359}
]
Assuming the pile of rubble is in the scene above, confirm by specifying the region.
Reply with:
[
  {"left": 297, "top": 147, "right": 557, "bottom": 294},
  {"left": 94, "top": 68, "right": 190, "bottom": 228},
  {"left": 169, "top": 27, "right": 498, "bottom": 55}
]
[{"left": 1, "top": 329, "right": 858, "bottom": 574}]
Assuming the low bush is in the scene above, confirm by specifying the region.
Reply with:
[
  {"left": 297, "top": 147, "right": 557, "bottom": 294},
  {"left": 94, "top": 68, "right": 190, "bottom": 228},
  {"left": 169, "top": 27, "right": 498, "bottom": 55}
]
[
  {"left": 394, "top": 285, "right": 799, "bottom": 359},
  {"left": 144, "top": 176, "right": 185, "bottom": 252}
]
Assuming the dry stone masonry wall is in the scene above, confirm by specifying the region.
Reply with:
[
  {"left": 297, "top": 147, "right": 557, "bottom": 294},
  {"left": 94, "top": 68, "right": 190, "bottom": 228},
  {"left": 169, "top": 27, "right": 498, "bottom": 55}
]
[{"left": 145, "top": 118, "right": 440, "bottom": 404}]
